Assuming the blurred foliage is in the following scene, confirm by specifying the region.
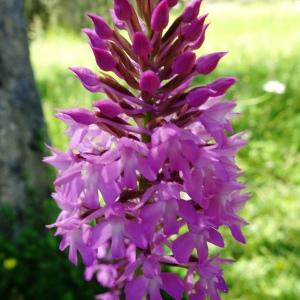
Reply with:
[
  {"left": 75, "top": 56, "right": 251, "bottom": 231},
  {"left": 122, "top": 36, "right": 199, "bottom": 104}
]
[
  {"left": 25, "top": 0, "right": 111, "bottom": 31},
  {"left": 25, "top": 0, "right": 49, "bottom": 29},
  {"left": 0, "top": 200, "right": 104, "bottom": 300},
  {"left": 24, "top": 0, "right": 292, "bottom": 31},
  {"left": 1, "top": 1, "right": 299, "bottom": 299}
]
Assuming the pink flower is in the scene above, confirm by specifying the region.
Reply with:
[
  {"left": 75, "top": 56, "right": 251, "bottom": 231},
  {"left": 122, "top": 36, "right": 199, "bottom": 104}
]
[{"left": 45, "top": 1, "right": 249, "bottom": 299}]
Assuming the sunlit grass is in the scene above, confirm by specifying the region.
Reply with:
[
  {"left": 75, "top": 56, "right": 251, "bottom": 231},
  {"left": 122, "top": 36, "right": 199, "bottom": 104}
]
[{"left": 30, "top": 2, "right": 300, "bottom": 299}]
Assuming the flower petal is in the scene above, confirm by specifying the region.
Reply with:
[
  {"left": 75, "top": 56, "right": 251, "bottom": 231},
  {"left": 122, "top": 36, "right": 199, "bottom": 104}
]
[
  {"left": 125, "top": 277, "right": 147, "bottom": 300},
  {"left": 172, "top": 233, "right": 195, "bottom": 263},
  {"left": 161, "top": 272, "right": 184, "bottom": 300}
]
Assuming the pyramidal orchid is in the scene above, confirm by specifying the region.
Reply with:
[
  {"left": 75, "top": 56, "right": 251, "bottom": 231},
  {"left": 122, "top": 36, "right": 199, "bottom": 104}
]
[{"left": 45, "top": 0, "right": 250, "bottom": 299}]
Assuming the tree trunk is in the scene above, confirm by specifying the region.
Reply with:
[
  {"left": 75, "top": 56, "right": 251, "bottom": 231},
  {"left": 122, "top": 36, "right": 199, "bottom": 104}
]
[{"left": 0, "top": 0, "right": 49, "bottom": 213}]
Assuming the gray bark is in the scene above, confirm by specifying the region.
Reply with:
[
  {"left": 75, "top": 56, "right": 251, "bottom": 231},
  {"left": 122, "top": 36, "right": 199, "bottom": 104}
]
[{"left": 0, "top": 0, "right": 49, "bottom": 211}]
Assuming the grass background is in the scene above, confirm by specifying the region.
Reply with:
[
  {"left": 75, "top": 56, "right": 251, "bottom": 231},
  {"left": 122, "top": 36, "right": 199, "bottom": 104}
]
[{"left": 28, "top": 1, "right": 300, "bottom": 299}]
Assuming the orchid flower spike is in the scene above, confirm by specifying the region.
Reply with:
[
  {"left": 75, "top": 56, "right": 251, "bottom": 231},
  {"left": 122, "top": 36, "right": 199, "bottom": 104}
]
[{"left": 45, "top": 1, "right": 249, "bottom": 299}]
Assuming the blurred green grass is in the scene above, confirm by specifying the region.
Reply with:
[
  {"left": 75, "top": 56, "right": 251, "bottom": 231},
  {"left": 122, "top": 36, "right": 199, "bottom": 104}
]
[{"left": 30, "top": 2, "right": 300, "bottom": 299}]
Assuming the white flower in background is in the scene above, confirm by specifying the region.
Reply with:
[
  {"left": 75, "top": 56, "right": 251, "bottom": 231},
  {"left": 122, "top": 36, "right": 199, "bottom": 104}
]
[{"left": 263, "top": 80, "right": 286, "bottom": 94}]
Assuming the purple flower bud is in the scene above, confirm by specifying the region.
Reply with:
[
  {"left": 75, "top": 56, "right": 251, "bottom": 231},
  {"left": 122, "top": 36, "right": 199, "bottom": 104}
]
[
  {"left": 183, "top": 15, "right": 207, "bottom": 42},
  {"left": 151, "top": 0, "right": 169, "bottom": 32},
  {"left": 110, "top": 9, "right": 126, "bottom": 29},
  {"left": 60, "top": 108, "right": 96, "bottom": 125},
  {"left": 167, "top": 0, "right": 179, "bottom": 7},
  {"left": 182, "top": 0, "right": 202, "bottom": 23},
  {"left": 190, "top": 23, "right": 209, "bottom": 50},
  {"left": 172, "top": 51, "right": 196, "bottom": 75},
  {"left": 94, "top": 100, "right": 123, "bottom": 118},
  {"left": 69, "top": 67, "right": 100, "bottom": 86},
  {"left": 140, "top": 71, "right": 161, "bottom": 94},
  {"left": 82, "top": 29, "right": 107, "bottom": 49},
  {"left": 132, "top": 32, "right": 151, "bottom": 57},
  {"left": 87, "top": 13, "right": 113, "bottom": 40},
  {"left": 186, "top": 88, "right": 216, "bottom": 107},
  {"left": 114, "top": 0, "right": 132, "bottom": 21},
  {"left": 92, "top": 48, "right": 117, "bottom": 71},
  {"left": 207, "top": 77, "right": 237, "bottom": 96},
  {"left": 196, "top": 52, "right": 227, "bottom": 75}
]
